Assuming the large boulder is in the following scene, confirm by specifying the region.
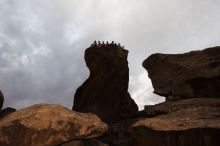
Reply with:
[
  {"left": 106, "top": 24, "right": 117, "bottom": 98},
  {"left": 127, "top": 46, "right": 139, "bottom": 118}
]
[
  {"left": 143, "top": 46, "right": 220, "bottom": 99},
  {"left": 0, "top": 104, "right": 108, "bottom": 146},
  {"left": 0, "top": 90, "right": 4, "bottom": 110},
  {"left": 73, "top": 43, "right": 138, "bottom": 124},
  {"left": 130, "top": 101, "right": 220, "bottom": 146}
]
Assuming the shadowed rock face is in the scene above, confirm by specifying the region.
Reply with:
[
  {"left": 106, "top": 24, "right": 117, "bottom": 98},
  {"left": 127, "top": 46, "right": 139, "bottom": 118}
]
[
  {"left": 143, "top": 46, "right": 220, "bottom": 99},
  {"left": 0, "top": 91, "right": 16, "bottom": 119},
  {"left": 0, "top": 90, "right": 3, "bottom": 110},
  {"left": 0, "top": 107, "right": 16, "bottom": 119},
  {"left": 98, "top": 98, "right": 220, "bottom": 146},
  {"left": 59, "top": 139, "right": 109, "bottom": 146},
  {"left": 130, "top": 127, "right": 220, "bottom": 146},
  {"left": 144, "top": 98, "right": 220, "bottom": 117},
  {"left": 73, "top": 44, "right": 138, "bottom": 124},
  {"left": 0, "top": 104, "right": 108, "bottom": 146},
  {"left": 130, "top": 99, "right": 220, "bottom": 146}
]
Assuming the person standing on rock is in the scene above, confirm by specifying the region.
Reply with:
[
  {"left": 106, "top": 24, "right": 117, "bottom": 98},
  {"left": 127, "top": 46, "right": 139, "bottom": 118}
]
[
  {"left": 98, "top": 41, "right": 101, "bottom": 47},
  {"left": 111, "top": 41, "right": 114, "bottom": 47},
  {"left": 102, "top": 41, "right": 105, "bottom": 47},
  {"left": 94, "top": 40, "right": 97, "bottom": 47}
]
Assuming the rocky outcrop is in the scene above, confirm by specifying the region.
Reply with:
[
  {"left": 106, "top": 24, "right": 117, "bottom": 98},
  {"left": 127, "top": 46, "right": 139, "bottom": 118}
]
[
  {"left": 143, "top": 46, "right": 220, "bottom": 99},
  {"left": 130, "top": 102, "right": 220, "bottom": 146},
  {"left": 1, "top": 44, "right": 220, "bottom": 146},
  {"left": 0, "top": 90, "right": 4, "bottom": 110},
  {"left": 0, "top": 91, "right": 16, "bottom": 119},
  {"left": 137, "top": 47, "right": 220, "bottom": 146},
  {"left": 0, "top": 107, "right": 16, "bottom": 119},
  {"left": 144, "top": 98, "right": 220, "bottom": 117},
  {"left": 73, "top": 43, "right": 138, "bottom": 124},
  {"left": 0, "top": 104, "right": 108, "bottom": 146},
  {"left": 98, "top": 98, "right": 220, "bottom": 146}
]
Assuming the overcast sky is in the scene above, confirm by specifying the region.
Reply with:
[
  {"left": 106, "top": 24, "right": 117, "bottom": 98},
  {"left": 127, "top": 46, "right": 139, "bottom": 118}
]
[{"left": 1, "top": 0, "right": 220, "bottom": 110}]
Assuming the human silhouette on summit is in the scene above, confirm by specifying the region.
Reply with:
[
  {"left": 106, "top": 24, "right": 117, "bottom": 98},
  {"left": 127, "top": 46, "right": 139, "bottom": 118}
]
[{"left": 90, "top": 41, "right": 125, "bottom": 49}]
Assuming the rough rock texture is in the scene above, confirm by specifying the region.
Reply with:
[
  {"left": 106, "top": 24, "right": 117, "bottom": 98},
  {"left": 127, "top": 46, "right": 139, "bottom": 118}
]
[
  {"left": 144, "top": 98, "right": 220, "bottom": 117},
  {"left": 0, "top": 107, "right": 16, "bottom": 119},
  {"left": 143, "top": 46, "right": 220, "bottom": 98},
  {"left": 73, "top": 44, "right": 138, "bottom": 124},
  {"left": 130, "top": 99, "right": 220, "bottom": 146},
  {"left": 98, "top": 99, "right": 220, "bottom": 146},
  {"left": 0, "top": 90, "right": 4, "bottom": 110},
  {"left": 99, "top": 119, "right": 137, "bottom": 146},
  {"left": 59, "top": 139, "right": 109, "bottom": 146},
  {"left": 0, "top": 104, "right": 108, "bottom": 146}
]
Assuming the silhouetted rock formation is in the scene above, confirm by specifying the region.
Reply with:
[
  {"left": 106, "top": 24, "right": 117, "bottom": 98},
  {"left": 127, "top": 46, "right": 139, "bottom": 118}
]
[
  {"left": 0, "top": 90, "right": 3, "bottom": 110},
  {"left": 73, "top": 42, "right": 138, "bottom": 124},
  {"left": 130, "top": 100, "right": 220, "bottom": 146},
  {"left": 0, "top": 91, "right": 16, "bottom": 119},
  {"left": 0, "top": 107, "right": 16, "bottom": 119},
  {"left": 1, "top": 44, "right": 220, "bottom": 146},
  {"left": 143, "top": 46, "right": 220, "bottom": 99},
  {"left": 0, "top": 104, "right": 108, "bottom": 146}
]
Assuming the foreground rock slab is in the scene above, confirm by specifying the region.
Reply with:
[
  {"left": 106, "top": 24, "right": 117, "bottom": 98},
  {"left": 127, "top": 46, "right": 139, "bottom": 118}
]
[
  {"left": 73, "top": 44, "right": 138, "bottom": 124},
  {"left": 143, "top": 46, "right": 220, "bottom": 99},
  {"left": 130, "top": 101, "right": 220, "bottom": 146},
  {"left": 0, "top": 104, "right": 108, "bottom": 146}
]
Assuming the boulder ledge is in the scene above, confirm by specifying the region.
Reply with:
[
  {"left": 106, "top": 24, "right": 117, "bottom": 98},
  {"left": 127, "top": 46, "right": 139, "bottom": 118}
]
[
  {"left": 0, "top": 104, "right": 108, "bottom": 146},
  {"left": 143, "top": 46, "right": 220, "bottom": 99},
  {"left": 130, "top": 98, "right": 220, "bottom": 146}
]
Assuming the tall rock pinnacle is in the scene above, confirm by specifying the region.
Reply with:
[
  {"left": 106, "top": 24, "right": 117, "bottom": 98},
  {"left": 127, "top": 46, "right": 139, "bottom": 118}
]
[{"left": 73, "top": 42, "right": 138, "bottom": 124}]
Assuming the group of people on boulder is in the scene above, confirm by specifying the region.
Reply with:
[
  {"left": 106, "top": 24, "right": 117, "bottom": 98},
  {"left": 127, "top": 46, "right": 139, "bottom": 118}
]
[{"left": 91, "top": 40, "right": 124, "bottom": 48}]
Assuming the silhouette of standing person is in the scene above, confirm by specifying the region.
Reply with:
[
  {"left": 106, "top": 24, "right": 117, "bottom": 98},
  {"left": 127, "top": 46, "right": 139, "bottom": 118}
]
[{"left": 98, "top": 41, "right": 101, "bottom": 47}]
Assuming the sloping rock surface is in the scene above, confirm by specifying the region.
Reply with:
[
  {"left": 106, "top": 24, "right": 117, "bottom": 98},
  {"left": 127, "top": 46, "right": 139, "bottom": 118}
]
[
  {"left": 130, "top": 99, "right": 220, "bottom": 146},
  {"left": 143, "top": 46, "right": 220, "bottom": 98},
  {"left": 59, "top": 138, "right": 109, "bottom": 146},
  {"left": 144, "top": 98, "right": 220, "bottom": 117},
  {"left": 73, "top": 44, "right": 138, "bottom": 124},
  {"left": 0, "top": 104, "right": 108, "bottom": 146}
]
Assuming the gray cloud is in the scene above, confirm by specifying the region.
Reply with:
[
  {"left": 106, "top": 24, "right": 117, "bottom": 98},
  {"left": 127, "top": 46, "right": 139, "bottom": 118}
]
[{"left": 0, "top": 0, "right": 220, "bottom": 110}]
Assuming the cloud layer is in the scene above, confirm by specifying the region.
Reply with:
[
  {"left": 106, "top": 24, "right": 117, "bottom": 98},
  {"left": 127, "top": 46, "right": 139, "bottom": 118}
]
[{"left": 1, "top": 0, "right": 220, "bottom": 110}]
